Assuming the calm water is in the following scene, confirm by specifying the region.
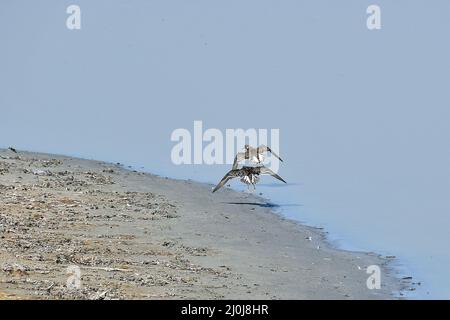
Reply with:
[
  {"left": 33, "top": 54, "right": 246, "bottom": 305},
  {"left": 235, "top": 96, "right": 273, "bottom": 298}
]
[{"left": 1, "top": 1, "right": 450, "bottom": 298}]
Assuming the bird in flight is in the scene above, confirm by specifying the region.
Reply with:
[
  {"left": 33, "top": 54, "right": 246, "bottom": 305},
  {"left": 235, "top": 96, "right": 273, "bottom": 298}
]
[
  {"left": 8, "top": 147, "right": 17, "bottom": 153},
  {"left": 212, "top": 165, "right": 286, "bottom": 193},
  {"left": 232, "top": 144, "right": 283, "bottom": 169}
]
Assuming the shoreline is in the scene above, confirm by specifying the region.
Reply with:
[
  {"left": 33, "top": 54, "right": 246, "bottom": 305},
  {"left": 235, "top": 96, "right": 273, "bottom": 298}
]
[{"left": 0, "top": 149, "right": 409, "bottom": 299}]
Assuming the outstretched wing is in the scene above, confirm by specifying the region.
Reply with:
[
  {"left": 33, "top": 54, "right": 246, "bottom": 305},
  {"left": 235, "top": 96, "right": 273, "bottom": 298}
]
[
  {"left": 259, "top": 166, "right": 287, "bottom": 184},
  {"left": 232, "top": 152, "right": 246, "bottom": 170},
  {"left": 212, "top": 170, "right": 239, "bottom": 193}
]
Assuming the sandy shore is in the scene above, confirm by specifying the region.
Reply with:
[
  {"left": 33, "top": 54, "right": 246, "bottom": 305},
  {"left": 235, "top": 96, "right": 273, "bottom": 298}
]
[{"left": 0, "top": 149, "right": 407, "bottom": 299}]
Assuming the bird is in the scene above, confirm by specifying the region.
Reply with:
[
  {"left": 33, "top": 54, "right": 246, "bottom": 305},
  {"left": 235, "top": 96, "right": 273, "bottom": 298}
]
[
  {"left": 8, "top": 147, "right": 17, "bottom": 153},
  {"left": 232, "top": 144, "right": 283, "bottom": 170},
  {"left": 212, "top": 165, "right": 286, "bottom": 193}
]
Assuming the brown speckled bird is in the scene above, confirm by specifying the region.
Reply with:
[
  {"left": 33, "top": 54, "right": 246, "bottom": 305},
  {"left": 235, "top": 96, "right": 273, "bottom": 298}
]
[
  {"left": 212, "top": 166, "right": 286, "bottom": 193},
  {"left": 232, "top": 144, "right": 283, "bottom": 169}
]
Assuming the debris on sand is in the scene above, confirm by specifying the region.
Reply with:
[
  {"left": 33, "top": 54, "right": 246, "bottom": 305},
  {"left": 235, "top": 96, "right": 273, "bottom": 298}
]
[
  {"left": 0, "top": 151, "right": 227, "bottom": 300},
  {"left": 0, "top": 149, "right": 403, "bottom": 300}
]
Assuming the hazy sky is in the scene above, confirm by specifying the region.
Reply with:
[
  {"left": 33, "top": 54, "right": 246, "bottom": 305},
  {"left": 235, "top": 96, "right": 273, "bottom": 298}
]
[{"left": 1, "top": 1, "right": 450, "bottom": 298}]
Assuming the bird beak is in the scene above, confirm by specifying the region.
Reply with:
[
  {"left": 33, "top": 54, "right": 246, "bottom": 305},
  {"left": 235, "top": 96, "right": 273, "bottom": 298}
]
[{"left": 268, "top": 147, "right": 283, "bottom": 162}]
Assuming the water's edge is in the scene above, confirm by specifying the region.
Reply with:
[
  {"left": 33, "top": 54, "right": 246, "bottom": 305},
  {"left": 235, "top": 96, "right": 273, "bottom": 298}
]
[{"left": 1, "top": 148, "right": 414, "bottom": 298}]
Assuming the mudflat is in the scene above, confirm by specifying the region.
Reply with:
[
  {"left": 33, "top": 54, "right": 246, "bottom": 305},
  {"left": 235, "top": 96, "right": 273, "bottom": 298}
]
[{"left": 0, "top": 149, "right": 403, "bottom": 299}]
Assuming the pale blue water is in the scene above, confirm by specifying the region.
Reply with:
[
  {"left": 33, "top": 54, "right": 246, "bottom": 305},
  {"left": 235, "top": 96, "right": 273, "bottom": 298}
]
[{"left": 1, "top": 1, "right": 450, "bottom": 298}]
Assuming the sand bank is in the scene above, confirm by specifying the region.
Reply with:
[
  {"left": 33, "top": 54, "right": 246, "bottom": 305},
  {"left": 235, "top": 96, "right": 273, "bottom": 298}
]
[{"left": 0, "top": 149, "right": 407, "bottom": 299}]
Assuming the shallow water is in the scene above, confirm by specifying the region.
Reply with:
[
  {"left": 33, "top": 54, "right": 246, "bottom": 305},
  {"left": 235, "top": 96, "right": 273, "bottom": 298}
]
[{"left": 1, "top": 1, "right": 450, "bottom": 298}]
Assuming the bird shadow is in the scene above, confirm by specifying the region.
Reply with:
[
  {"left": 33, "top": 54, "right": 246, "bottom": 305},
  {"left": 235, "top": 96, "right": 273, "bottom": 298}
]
[
  {"left": 224, "top": 202, "right": 302, "bottom": 208},
  {"left": 256, "top": 182, "right": 302, "bottom": 187}
]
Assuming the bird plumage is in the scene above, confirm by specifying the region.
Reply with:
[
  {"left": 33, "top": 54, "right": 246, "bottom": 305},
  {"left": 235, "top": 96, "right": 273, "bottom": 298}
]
[
  {"left": 232, "top": 144, "right": 283, "bottom": 169},
  {"left": 212, "top": 166, "right": 286, "bottom": 193}
]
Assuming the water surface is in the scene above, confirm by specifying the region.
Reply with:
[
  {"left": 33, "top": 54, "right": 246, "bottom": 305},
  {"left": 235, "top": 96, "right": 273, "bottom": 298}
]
[{"left": 1, "top": 0, "right": 449, "bottom": 298}]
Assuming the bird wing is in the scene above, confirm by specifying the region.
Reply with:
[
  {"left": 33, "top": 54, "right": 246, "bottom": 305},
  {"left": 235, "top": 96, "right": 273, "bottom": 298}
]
[
  {"left": 256, "top": 145, "right": 268, "bottom": 153},
  {"left": 232, "top": 152, "right": 246, "bottom": 170},
  {"left": 259, "top": 166, "right": 287, "bottom": 184},
  {"left": 212, "top": 170, "right": 238, "bottom": 193}
]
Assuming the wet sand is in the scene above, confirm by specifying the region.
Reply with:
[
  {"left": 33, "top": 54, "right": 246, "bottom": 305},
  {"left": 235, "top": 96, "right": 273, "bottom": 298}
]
[{"left": 0, "top": 149, "right": 407, "bottom": 299}]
